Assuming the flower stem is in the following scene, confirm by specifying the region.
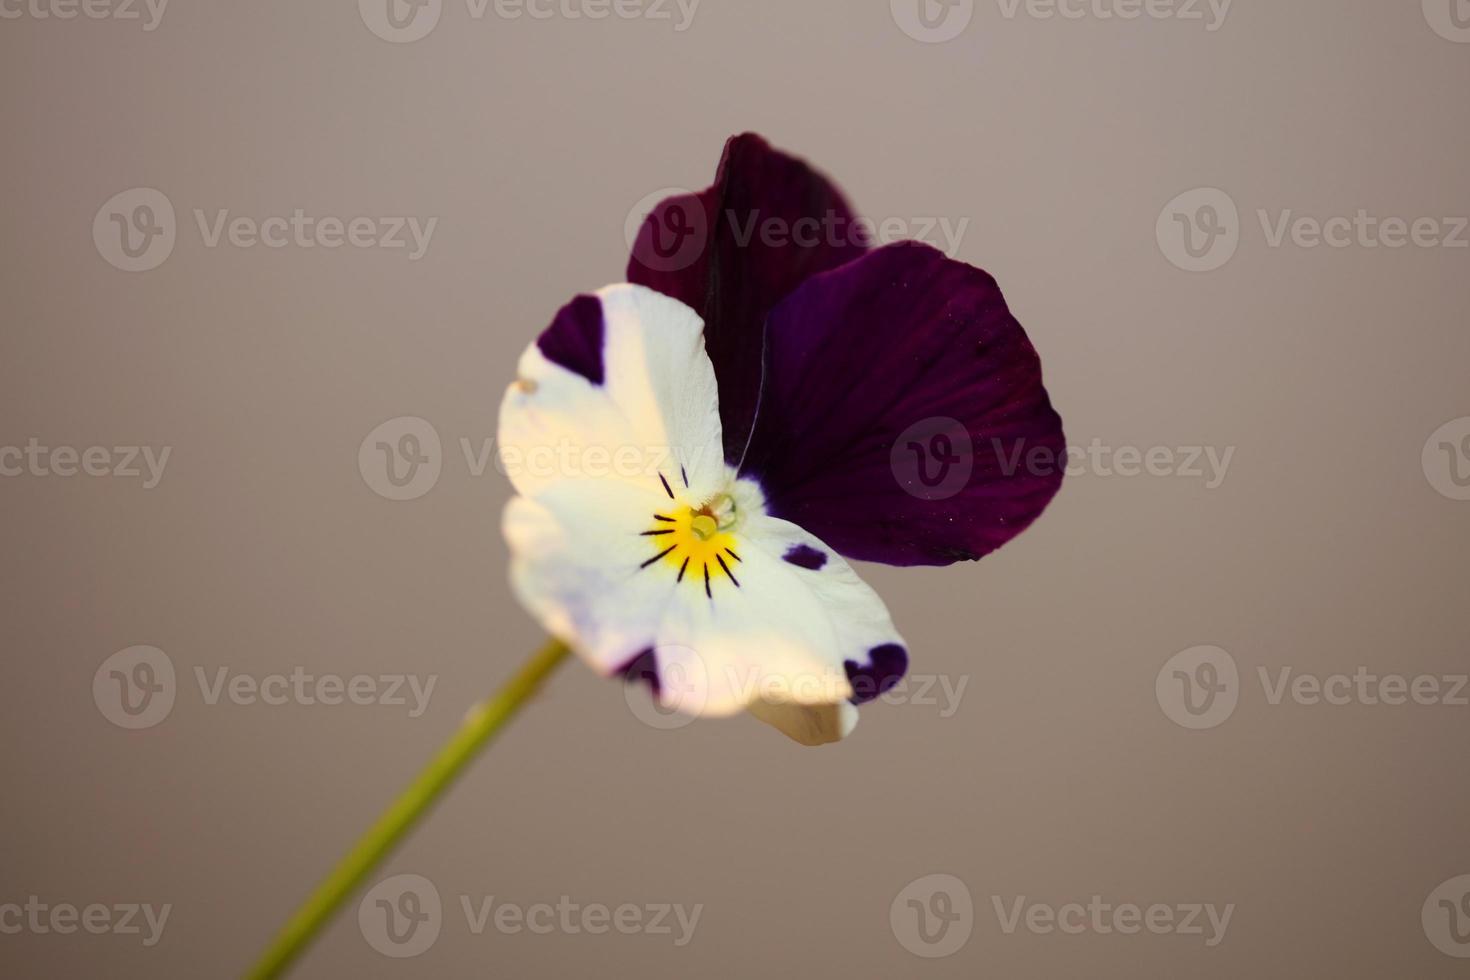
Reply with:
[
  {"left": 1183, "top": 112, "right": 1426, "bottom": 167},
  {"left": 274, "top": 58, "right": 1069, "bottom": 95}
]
[{"left": 245, "top": 637, "right": 571, "bottom": 980}]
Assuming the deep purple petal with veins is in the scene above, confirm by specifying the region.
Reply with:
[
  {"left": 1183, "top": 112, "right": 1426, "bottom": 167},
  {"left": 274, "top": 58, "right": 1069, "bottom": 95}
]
[
  {"left": 740, "top": 242, "right": 1066, "bottom": 567},
  {"left": 628, "top": 134, "right": 868, "bottom": 465}
]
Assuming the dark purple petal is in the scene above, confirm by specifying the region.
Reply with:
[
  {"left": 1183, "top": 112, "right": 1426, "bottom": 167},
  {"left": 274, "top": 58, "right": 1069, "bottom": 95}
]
[
  {"left": 845, "top": 644, "right": 908, "bottom": 705},
  {"left": 781, "top": 543, "right": 828, "bottom": 570},
  {"left": 625, "top": 189, "right": 711, "bottom": 314},
  {"left": 628, "top": 134, "right": 868, "bottom": 465},
  {"left": 536, "top": 293, "right": 604, "bottom": 385},
  {"left": 740, "top": 242, "right": 1066, "bottom": 567}
]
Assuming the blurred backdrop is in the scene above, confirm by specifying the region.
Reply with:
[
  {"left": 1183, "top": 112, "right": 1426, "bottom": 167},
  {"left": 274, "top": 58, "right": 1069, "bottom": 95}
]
[{"left": 2, "top": 1, "right": 1468, "bottom": 976}]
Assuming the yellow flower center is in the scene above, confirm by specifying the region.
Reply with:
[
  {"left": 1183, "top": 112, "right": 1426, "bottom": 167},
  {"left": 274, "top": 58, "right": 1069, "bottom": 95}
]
[{"left": 641, "top": 492, "right": 743, "bottom": 598}]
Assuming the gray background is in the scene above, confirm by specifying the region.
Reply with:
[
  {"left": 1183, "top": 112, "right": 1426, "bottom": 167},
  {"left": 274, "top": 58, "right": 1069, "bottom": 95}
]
[{"left": 2, "top": 0, "right": 1468, "bottom": 976}]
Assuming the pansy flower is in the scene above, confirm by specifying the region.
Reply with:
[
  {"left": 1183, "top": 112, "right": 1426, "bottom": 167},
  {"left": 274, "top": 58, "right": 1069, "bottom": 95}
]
[
  {"left": 248, "top": 135, "right": 1069, "bottom": 980},
  {"left": 498, "top": 134, "right": 1065, "bottom": 745}
]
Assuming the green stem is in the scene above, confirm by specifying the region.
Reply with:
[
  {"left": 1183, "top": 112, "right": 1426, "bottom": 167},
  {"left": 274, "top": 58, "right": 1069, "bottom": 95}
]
[{"left": 245, "top": 637, "right": 571, "bottom": 980}]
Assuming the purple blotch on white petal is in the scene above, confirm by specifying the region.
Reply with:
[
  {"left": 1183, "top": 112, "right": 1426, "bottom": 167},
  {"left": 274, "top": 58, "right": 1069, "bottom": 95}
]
[
  {"left": 536, "top": 293, "right": 605, "bottom": 386},
  {"left": 782, "top": 543, "right": 828, "bottom": 570},
  {"left": 845, "top": 643, "right": 908, "bottom": 705}
]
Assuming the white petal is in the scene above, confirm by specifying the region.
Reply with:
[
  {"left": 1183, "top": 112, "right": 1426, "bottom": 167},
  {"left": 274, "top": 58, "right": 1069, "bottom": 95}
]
[
  {"left": 504, "top": 482, "right": 678, "bottom": 675},
  {"left": 497, "top": 284, "right": 725, "bottom": 503},
  {"left": 747, "top": 699, "right": 859, "bottom": 747},
  {"left": 632, "top": 505, "right": 906, "bottom": 743},
  {"left": 507, "top": 484, "right": 907, "bottom": 745}
]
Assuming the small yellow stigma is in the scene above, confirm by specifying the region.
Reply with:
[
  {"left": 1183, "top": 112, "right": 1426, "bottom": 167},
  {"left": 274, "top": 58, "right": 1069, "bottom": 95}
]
[{"left": 690, "top": 514, "right": 719, "bottom": 540}]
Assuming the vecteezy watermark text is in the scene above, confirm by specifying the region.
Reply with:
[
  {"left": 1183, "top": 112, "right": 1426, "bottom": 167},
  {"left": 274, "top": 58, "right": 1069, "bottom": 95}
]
[
  {"left": 358, "top": 0, "right": 700, "bottom": 44},
  {"left": 992, "top": 895, "right": 1234, "bottom": 946},
  {"left": 993, "top": 0, "right": 1231, "bottom": 29},
  {"left": 1158, "top": 187, "right": 1469, "bottom": 272},
  {"left": 194, "top": 667, "right": 437, "bottom": 717},
  {"left": 721, "top": 210, "right": 968, "bottom": 258},
  {"left": 890, "top": 0, "right": 1231, "bottom": 44},
  {"left": 0, "top": 440, "right": 170, "bottom": 489},
  {"left": 93, "top": 646, "right": 438, "bottom": 729},
  {"left": 625, "top": 657, "right": 970, "bottom": 731},
  {"left": 357, "top": 874, "right": 702, "bottom": 958},
  {"left": 358, "top": 415, "right": 728, "bottom": 501},
  {"left": 0, "top": 0, "right": 167, "bottom": 29},
  {"left": 890, "top": 420, "right": 1236, "bottom": 502},
  {"left": 0, "top": 898, "right": 170, "bottom": 947},
  {"left": 889, "top": 874, "right": 1234, "bottom": 957},
  {"left": 992, "top": 438, "right": 1234, "bottom": 489},
  {"left": 193, "top": 210, "right": 436, "bottom": 258},
  {"left": 93, "top": 188, "right": 437, "bottom": 272},
  {"left": 1157, "top": 645, "right": 1469, "bottom": 730},
  {"left": 625, "top": 189, "right": 969, "bottom": 274}
]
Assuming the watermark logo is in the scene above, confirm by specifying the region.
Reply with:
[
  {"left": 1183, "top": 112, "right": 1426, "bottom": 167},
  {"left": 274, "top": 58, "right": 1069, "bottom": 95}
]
[
  {"left": 360, "top": 417, "right": 443, "bottom": 501},
  {"left": 622, "top": 644, "right": 708, "bottom": 731},
  {"left": 94, "top": 188, "right": 176, "bottom": 273},
  {"left": 891, "top": 0, "right": 974, "bottom": 43},
  {"left": 625, "top": 187, "right": 708, "bottom": 274},
  {"left": 891, "top": 874, "right": 974, "bottom": 957},
  {"left": 93, "top": 646, "right": 176, "bottom": 730},
  {"left": 1156, "top": 645, "right": 1238, "bottom": 730},
  {"left": 891, "top": 417, "right": 974, "bottom": 501},
  {"left": 1424, "top": 875, "right": 1470, "bottom": 958},
  {"left": 1424, "top": 0, "right": 1470, "bottom": 42},
  {"left": 1423, "top": 417, "right": 1470, "bottom": 501},
  {"left": 359, "top": 0, "right": 443, "bottom": 42},
  {"left": 360, "top": 874, "right": 442, "bottom": 957},
  {"left": 1157, "top": 187, "right": 1239, "bottom": 272}
]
